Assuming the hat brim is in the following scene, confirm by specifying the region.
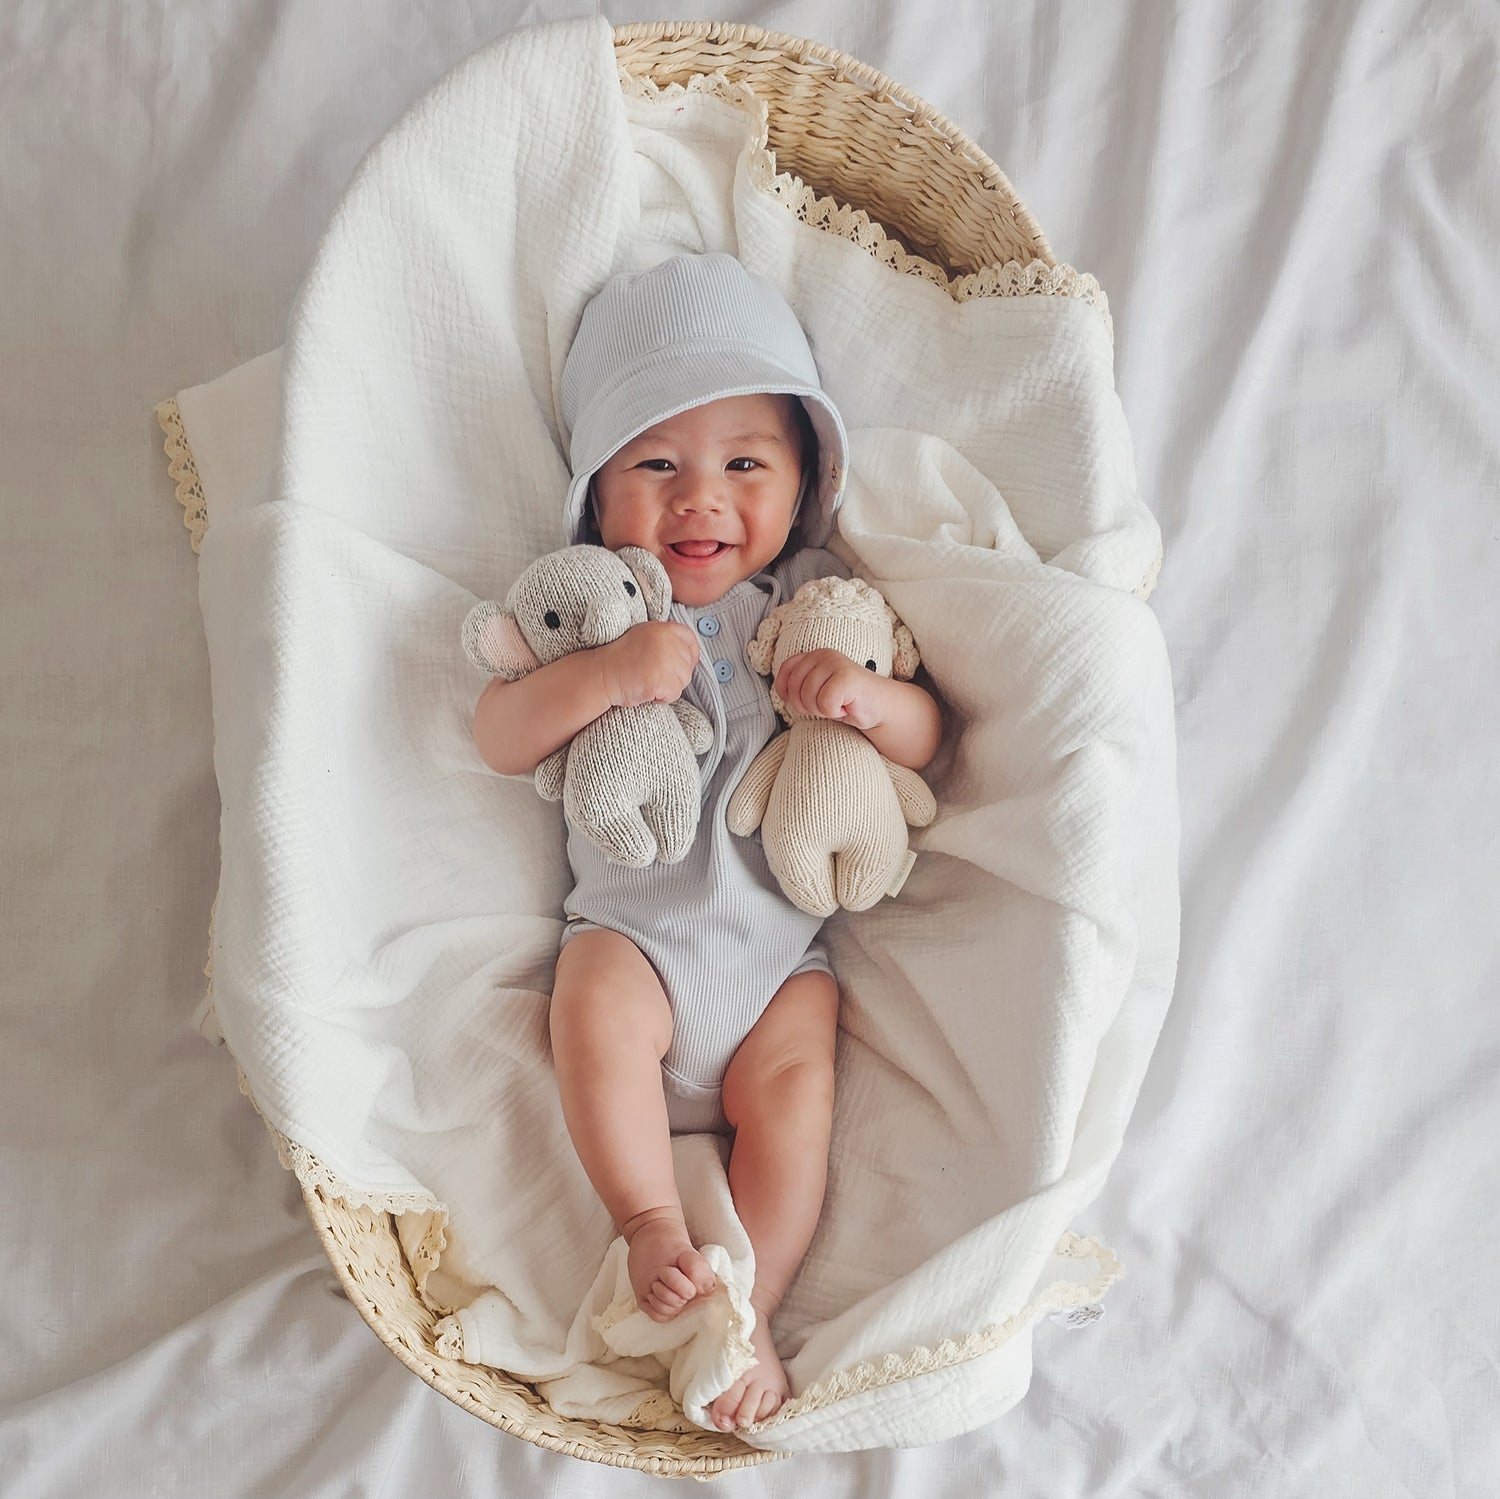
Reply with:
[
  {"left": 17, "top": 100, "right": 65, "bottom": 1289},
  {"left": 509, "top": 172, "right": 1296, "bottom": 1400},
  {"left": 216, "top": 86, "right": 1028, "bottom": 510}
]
[{"left": 563, "top": 343, "right": 848, "bottom": 549}]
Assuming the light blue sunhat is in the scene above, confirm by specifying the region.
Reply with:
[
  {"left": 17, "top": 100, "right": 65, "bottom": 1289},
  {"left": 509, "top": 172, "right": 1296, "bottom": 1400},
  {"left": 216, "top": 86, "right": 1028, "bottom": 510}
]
[{"left": 559, "top": 252, "right": 848, "bottom": 547}]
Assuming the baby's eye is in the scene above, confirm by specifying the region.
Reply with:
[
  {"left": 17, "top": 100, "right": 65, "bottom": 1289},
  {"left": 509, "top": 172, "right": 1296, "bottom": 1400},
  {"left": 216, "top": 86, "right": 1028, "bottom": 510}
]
[
  {"left": 726, "top": 458, "right": 760, "bottom": 472},
  {"left": 636, "top": 459, "right": 674, "bottom": 472}
]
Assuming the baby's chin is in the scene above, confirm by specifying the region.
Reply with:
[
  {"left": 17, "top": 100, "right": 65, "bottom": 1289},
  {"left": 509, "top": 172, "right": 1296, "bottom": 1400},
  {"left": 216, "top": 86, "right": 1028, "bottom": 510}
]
[{"left": 658, "top": 545, "right": 749, "bottom": 606}]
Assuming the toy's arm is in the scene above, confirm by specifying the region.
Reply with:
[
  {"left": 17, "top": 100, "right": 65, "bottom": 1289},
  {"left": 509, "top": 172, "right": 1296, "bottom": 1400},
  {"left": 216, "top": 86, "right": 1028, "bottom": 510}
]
[
  {"left": 726, "top": 732, "right": 791, "bottom": 835},
  {"left": 882, "top": 757, "right": 937, "bottom": 828}
]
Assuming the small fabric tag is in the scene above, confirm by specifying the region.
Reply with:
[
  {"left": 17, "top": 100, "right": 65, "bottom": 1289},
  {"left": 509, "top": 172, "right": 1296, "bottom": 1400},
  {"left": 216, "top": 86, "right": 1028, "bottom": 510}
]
[
  {"left": 886, "top": 848, "right": 918, "bottom": 898},
  {"left": 1049, "top": 1302, "right": 1105, "bottom": 1330}
]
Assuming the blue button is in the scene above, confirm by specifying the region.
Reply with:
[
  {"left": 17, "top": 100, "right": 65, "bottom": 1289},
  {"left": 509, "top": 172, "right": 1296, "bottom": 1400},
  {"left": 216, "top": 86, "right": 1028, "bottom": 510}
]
[
  {"left": 713, "top": 658, "right": 734, "bottom": 683},
  {"left": 696, "top": 614, "right": 721, "bottom": 638}
]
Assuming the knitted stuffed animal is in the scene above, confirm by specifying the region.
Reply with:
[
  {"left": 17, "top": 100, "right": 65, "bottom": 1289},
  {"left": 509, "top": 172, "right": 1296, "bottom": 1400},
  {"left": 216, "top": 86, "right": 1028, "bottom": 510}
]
[
  {"left": 726, "top": 575, "right": 937, "bottom": 916},
  {"left": 462, "top": 544, "right": 712, "bottom": 867}
]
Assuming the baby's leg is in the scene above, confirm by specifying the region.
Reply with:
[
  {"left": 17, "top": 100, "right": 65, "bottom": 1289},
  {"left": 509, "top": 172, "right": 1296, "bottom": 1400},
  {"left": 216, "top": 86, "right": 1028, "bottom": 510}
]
[
  {"left": 710, "top": 969, "right": 839, "bottom": 1430},
  {"left": 551, "top": 929, "right": 716, "bottom": 1320}
]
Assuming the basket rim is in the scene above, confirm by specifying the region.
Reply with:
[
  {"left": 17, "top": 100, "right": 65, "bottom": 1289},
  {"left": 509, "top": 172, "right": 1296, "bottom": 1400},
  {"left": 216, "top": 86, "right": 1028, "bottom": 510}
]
[
  {"left": 247, "top": 24, "right": 1104, "bottom": 1476},
  {"left": 300, "top": 1181, "right": 781, "bottom": 1476},
  {"left": 612, "top": 19, "right": 1055, "bottom": 268}
]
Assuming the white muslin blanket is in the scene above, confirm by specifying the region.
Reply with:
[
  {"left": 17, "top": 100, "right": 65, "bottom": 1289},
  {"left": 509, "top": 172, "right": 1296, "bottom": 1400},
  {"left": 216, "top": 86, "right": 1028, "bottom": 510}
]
[{"left": 182, "top": 15, "right": 1179, "bottom": 1452}]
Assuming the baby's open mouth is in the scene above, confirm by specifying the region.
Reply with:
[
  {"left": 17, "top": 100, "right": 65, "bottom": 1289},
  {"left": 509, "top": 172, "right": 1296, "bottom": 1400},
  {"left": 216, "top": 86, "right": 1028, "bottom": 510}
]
[{"left": 669, "top": 540, "right": 730, "bottom": 558}]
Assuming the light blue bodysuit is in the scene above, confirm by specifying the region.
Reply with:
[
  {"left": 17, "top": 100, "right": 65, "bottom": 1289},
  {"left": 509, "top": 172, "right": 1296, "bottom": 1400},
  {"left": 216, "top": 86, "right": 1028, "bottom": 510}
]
[{"left": 559, "top": 547, "right": 849, "bottom": 1133}]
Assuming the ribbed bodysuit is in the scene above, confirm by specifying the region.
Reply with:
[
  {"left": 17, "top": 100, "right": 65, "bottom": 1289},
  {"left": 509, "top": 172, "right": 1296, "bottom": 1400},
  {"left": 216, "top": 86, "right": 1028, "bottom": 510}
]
[{"left": 559, "top": 547, "right": 848, "bottom": 1133}]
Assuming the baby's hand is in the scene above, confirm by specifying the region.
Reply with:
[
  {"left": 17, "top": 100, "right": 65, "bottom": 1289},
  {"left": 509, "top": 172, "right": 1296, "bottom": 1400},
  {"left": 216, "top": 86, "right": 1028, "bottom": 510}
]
[
  {"left": 774, "top": 649, "right": 887, "bottom": 731},
  {"left": 598, "top": 621, "right": 700, "bottom": 708}
]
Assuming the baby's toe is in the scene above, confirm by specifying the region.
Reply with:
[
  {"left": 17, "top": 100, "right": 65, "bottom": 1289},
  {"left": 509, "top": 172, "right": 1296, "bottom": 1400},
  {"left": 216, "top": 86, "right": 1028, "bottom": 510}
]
[
  {"left": 710, "top": 1386, "right": 741, "bottom": 1431},
  {"left": 752, "top": 1387, "right": 784, "bottom": 1424},
  {"left": 732, "top": 1384, "right": 772, "bottom": 1430}
]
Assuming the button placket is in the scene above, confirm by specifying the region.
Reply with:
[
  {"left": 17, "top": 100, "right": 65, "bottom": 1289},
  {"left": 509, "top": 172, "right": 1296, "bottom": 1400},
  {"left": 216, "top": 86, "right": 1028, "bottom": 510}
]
[{"left": 684, "top": 584, "right": 769, "bottom": 717}]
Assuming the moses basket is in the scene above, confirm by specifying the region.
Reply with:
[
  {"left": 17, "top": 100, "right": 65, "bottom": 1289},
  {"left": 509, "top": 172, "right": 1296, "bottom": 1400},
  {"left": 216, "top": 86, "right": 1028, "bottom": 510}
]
[{"left": 161, "top": 17, "right": 1121, "bottom": 1479}]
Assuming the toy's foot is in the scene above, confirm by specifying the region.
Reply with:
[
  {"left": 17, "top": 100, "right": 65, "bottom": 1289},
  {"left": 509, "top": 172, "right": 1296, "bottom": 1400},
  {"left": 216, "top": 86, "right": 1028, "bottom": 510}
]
[
  {"left": 709, "top": 1309, "right": 789, "bottom": 1430},
  {"left": 624, "top": 1209, "right": 716, "bottom": 1321},
  {"left": 588, "top": 811, "right": 659, "bottom": 868}
]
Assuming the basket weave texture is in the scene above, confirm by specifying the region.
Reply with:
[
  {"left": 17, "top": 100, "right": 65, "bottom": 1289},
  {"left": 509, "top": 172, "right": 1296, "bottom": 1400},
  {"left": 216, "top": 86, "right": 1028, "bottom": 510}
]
[{"left": 242, "top": 20, "right": 1066, "bottom": 1478}]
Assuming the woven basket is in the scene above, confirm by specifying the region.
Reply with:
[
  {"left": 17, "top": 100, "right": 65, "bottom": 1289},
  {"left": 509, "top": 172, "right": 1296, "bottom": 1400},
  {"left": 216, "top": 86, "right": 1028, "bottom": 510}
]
[{"left": 294, "top": 20, "right": 1056, "bottom": 1478}]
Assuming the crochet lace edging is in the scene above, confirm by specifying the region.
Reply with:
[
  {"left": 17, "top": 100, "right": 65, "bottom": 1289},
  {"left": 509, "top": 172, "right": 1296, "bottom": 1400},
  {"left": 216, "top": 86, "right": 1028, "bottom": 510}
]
[
  {"left": 154, "top": 398, "right": 208, "bottom": 554},
  {"left": 622, "top": 1389, "right": 693, "bottom": 1432},
  {"left": 169, "top": 68, "right": 1130, "bottom": 1423},
  {"left": 1136, "top": 549, "right": 1164, "bottom": 600},
  {"left": 235, "top": 1040, "right": 1118, "bottom": 1428},
  {"left": 232, "top": 1064, "right": 448, "bottom": 1222},
  {"left": 616, "top": 68, "right": 1112, "bottom": 336},
  {"left": 749, "top": 1232, "right": 1125, "bottom": 1431},
  {"left": 433, "top": 1257, "right": 760, "bottom": 1398}
]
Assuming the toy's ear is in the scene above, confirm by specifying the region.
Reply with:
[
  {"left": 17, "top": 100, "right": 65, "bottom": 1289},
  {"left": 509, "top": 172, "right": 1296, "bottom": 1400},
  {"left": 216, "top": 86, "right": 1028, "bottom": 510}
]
[
  {"left": 616, "top": 546, "right": 673, "bottom": 621},
  {"left": 462, "top": 601, "right": 541, "bottom": 681},
  {"left": 891, "top": 621, "right": 921, "bottom": 680},
  {"left": 747, "top": 606, "right": 786, "bottom": 676}
]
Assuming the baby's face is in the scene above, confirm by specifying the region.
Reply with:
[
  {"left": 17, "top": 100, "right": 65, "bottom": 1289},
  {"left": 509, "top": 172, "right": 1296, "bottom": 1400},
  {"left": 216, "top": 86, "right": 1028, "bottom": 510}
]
[{"left": 591, "top": 393, "right": 804, "bottom": 607}]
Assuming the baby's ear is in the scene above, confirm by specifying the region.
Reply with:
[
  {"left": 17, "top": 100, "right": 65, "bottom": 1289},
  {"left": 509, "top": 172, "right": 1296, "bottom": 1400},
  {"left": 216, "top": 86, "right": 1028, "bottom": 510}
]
[
  {"left": 616, "top": 546, "right": 673, "bottom": 621},
  {"left": 462, "top": 602, "right": 541, "bottom": 680},
  {"left": 891, "top": 621, "right": 921, "bottom": 680},
  {"left": 747, "top": 607, "right": 785, "bottom": 676}
]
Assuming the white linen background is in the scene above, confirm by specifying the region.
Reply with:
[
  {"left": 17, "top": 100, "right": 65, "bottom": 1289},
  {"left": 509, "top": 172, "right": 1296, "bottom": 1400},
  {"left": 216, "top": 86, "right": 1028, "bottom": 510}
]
[{"left": 1, "top": 1, "right": 1494, "bottom": 1495}]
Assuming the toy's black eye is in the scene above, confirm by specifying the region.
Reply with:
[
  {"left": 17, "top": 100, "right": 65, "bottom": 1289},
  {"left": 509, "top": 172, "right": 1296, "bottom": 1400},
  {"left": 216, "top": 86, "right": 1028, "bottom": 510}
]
[
  {"left": 543, "top": 610, "right": 561, "bottom": 630},
  {"left": 865, "top": 659, "right": 878, "bottom": 671},
  {"left": 623, "top": 580, "right": 637, "bottom": 597}
]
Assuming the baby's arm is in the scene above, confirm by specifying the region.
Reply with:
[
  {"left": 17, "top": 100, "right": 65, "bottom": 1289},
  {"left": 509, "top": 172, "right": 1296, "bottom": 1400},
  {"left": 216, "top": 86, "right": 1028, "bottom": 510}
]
[
  {"left": 774, "top": 652, "right": 942, "bottom": 771},
  {"left": 472, "top": 620, "right": 700, "bottom": 777}
]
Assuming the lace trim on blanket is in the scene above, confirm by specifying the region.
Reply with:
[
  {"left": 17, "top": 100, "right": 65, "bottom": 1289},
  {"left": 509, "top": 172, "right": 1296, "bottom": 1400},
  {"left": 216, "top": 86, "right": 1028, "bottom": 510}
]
[
  {"left": 623, "top": 1390, "right": 693, "bottom": 1431},
  {"left": 591, "top": 1296, "right": 637, "bottom": 1340},
  {"left": 232, "top": 1064, "right": 448, "bottom": 1221},
  {"left": 749, "top": 1233, "right": 1125, "bottom": 1431},
  {"left": 433, "top": 1315, "right": 465, "bottom": 1361},
  {"left": 164, "top": 73, "right": 1137, "bottom": 1418},
  {"left": 203, "top": 890, "right": 217, "bottom": 996},
  {"left": 433, "top": 1264, "right": 760, "bottom": 1401},
  {"left": 405, "top": 1213, "right": 449, "bottom": 1300},
  {"left": 154, "top": 399, "right": 208, "bottom": 554},
  {"left": 1136, "top": 549, "right": 1163, "bottom": 600},
  {"left": 616, "top": 68, "right": 1111, "bottom": 335},
  {"left": 231, "top": 1030, "right": 1119, "bottom": 1425}
]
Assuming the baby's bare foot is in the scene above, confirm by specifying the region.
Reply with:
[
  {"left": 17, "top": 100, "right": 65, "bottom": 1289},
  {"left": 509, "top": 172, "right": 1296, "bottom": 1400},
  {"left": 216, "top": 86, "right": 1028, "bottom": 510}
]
[
  {"left": 623, "top": 1208, "right": 717, "bottom": 1321},
  {"left": 710, "top": 1306, "right": 789, "bottom": 1430}
]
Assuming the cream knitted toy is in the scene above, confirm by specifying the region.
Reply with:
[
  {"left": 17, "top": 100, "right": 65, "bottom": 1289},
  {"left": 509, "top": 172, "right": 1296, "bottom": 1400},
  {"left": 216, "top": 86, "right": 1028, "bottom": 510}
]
[
  {"left": 726, "top": 576, "right": 937, "bottom": 916},
  {"left": 462, "top": 544, "right": 712, "bottom": 867}
]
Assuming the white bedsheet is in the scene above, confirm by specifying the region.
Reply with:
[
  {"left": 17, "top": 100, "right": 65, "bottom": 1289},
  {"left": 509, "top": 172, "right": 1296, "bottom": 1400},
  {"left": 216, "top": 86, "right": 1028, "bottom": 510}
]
[{"left": 3, "top": 1, "right": 1496, "bottom": 1494}]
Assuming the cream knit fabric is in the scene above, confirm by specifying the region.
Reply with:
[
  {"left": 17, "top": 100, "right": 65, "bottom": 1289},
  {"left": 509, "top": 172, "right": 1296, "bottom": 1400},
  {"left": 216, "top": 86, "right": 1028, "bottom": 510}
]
[
  {"left": 462, "top": 544, "right": 712, "bottom": 866},
  {"left": 727, "top": 576, "right": 936, "bottom": 915}
]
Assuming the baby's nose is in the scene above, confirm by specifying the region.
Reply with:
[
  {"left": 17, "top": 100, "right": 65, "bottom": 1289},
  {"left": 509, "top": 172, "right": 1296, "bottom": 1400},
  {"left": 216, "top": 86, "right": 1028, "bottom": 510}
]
[{"left": 671, "top": 472, "right": 724, "bottom": 511}]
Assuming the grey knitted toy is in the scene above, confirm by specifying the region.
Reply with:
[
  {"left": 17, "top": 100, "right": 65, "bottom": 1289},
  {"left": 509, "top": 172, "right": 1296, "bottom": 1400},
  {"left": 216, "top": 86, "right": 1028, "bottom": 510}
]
[
  {"left": 462, "top": 545, "right": 712, "bottom": 867},
  {"left": 727, "top": 576, "right": 937, "bottom": 915}
]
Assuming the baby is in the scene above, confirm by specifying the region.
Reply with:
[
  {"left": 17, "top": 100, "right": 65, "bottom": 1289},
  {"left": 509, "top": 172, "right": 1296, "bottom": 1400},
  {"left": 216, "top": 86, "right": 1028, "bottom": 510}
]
[{"left": 472, "top": 254, "right": 940, "bottom": 1431}]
